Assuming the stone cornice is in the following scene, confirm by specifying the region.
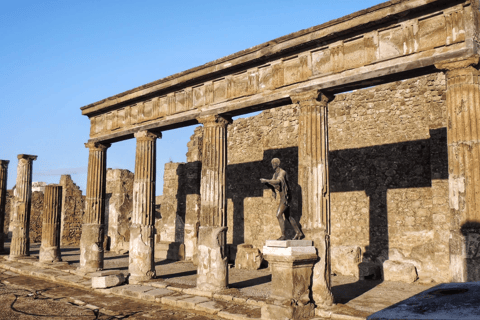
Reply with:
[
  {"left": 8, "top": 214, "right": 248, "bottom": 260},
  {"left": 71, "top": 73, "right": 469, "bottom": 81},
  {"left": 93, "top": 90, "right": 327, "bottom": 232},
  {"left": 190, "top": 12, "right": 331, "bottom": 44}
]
[{"left": 81, "top": 0, "right": 465, "bottom": 117}]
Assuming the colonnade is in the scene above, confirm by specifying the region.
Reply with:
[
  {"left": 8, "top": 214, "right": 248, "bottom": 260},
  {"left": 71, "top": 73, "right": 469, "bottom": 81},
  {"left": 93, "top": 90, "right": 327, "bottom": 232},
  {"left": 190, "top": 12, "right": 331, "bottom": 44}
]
[{"left": 0, "top": 57, "right": 479, "bottom": 306}]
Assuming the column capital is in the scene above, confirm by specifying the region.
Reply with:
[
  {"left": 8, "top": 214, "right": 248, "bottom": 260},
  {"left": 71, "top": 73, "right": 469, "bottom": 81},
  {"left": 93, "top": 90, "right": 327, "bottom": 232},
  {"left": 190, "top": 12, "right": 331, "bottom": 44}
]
[
  {"left": 134, "top": 130, "right": 161, "bottom": 141},
  {"left": 84, "top": 141, "right": 111, "bottom": 151},
  {"left": 0, "top": 160, "right": 9, "bottom": 169},
  {"left": 290, "top": 90, "right": 331, "bottom": 107},
  {"left": 435, "top": 55, "right": 480, "bottom": 72},
  {"left": 17, "top": 154, "right": 37, "bottom": 161},
  {"left": 197, "top": 114, "right": 232, "bottom": 127}
]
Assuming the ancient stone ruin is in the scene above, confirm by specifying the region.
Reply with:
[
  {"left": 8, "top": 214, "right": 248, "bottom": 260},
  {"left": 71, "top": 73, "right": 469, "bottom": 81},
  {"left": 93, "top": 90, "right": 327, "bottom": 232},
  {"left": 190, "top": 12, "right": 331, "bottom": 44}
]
[{"left": 1, "top": 0, "right": 480, "bottom": 318}]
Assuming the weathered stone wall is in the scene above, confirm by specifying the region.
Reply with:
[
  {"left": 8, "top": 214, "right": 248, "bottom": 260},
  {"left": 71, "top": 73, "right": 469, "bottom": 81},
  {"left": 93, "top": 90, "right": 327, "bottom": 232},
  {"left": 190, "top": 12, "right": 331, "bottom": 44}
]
[
  {"left": 105, "top": 169, "right": 134, "bottom": 253},
  {"left": 29, "top": 191, "right": 44, "bottom": 243},
  {"left": 59, "top": 175, "right": 84, "bottom": 246},
  {"left": 163, "top": 73, "right": 450, "bottom": 281},
  {"left": 4, "top": 176, "right": 85, "bottom": 246}
]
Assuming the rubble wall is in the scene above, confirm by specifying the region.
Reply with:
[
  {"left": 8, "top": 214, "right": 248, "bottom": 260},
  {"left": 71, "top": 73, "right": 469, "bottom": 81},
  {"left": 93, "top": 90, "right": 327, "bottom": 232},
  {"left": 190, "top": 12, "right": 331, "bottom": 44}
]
[
  {"left": 59, "top": 175, "right": 84, "bottom": 246},
  {"left": 163, "top": 73, "right": 450, "bottom": 281},
  {"left": 105, "top": 169, "right": 134, "bottom": 253}
]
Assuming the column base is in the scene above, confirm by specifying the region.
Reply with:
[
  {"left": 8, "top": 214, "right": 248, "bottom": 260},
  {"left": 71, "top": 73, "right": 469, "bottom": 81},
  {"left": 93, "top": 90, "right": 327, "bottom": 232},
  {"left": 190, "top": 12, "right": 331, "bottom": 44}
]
[
  {"left": 39, "top": 246, "right": 61, "bottom": 263},
  {"left": 9, "top": 234, "right": 30, "bottom": 258},
  {"left": 196, "top": 226, "right": 228, "bottom": 292},
  {"left": 450, "top": 228, "right": 480, "bottom": 282},
  {"left": 128, "top": 224, "right": 155, "bottom": 283},
  {"left": 79, "top": 223, "right": 104, "bottom": 272},
  {"left": 261, "top": 302, "right": 315, "bottom": 320}
]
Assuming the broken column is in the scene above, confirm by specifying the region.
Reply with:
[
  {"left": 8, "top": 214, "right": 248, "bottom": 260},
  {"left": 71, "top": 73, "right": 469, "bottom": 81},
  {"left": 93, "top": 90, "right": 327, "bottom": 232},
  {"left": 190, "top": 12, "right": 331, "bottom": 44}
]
[
  {"left": 291, "top": 90, "right": 334, "bottom": 307},
  {"left": 79, "top": 142, "right": 110, "bottom": 272},
  {"left": 39, "top": 184, "right": 62, "bottom": 263},
  {"left": 196, "top": 115, "right": 231, "bottom": 291},
  {"left": 10, "top": 154, "right": 37, "bottom": 258},
  {"left": 128, "top": 130, "right": 160, "bottom": 284},
  {"left": 0, "top": 160, "right": 9, "bottom": 253},
  {"left": 436, "top": 57, "right": 480, "bottom": 282}
]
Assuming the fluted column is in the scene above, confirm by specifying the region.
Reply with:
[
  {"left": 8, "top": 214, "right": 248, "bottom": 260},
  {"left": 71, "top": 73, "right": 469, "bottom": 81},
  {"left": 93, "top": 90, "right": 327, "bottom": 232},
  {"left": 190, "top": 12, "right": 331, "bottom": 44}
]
[
  {"left": 128, "top": 130, "right": 160, "bottom": 284},
  {"left": 198, "top": 115, "right": 231, "bottom": 228},
  {"left": 39, "top": 184, "right": 62, "bottom": 263},
  {"left": 0, "top": 160, "right": 9, "bottom": 253},
  {"left": 79, "top": 141, "right": 110, "bottom": 272},
  {"left": 9, "top": 154, "right": 37, "bottom": 258},
  {"left": 291, "top": 90, "right": 334, "bottom": 307},
  {"left": 436, "top": 57, "right": 480, "bottom": 282},
  {"left": 196, "top": 114, "right": 231, "bottom": 291}
]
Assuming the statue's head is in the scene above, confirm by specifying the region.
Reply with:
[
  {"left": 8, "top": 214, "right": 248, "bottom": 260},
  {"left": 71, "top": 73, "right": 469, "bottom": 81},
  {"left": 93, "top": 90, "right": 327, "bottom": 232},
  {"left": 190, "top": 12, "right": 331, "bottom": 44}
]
[{"left": 271, "top": 158, "right": 280, "bottom": 170}]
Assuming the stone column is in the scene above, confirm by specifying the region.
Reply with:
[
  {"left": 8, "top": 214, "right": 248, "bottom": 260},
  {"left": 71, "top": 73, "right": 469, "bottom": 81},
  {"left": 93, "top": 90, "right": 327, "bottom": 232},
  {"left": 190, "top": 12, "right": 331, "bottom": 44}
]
[
  {"left": 128, "top": 130, "right": 160, "bottom": 284},
  {"left": 436, "top": 56, "right": 480, "bottom": 282},
  {"left": 79, "top": 142, "right": 110, "bottom": 272},
  {"left": 39, "top": 184, "right": 62, "bottom": 263},
  {"left": 9, "top": 154, "right": 37, "bottom": 258},
  {"left": 0, "top": 160, "right": 9, "bottom": 253},
  {"left": 196, "top": 114, "right": 231, "bottom": 291},
  {"left": 291, "top": 90, "right": 334, "bottom": 307}
]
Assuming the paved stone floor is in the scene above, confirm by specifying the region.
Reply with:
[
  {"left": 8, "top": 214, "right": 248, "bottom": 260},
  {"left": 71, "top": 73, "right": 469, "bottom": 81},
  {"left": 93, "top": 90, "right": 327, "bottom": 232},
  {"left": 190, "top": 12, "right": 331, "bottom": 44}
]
[{"left": 0, "top": 242, "right": 440, "bottom": 319}]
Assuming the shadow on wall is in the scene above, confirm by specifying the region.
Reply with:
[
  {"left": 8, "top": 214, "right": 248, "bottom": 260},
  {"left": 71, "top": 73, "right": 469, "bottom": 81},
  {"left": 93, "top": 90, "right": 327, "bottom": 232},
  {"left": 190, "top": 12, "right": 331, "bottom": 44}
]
[
  {"left": 329, "top": 128, "right": 448, "bottom": 263},
  {"left": 226, "top": 147, "right": 302, "bottom": 245}
]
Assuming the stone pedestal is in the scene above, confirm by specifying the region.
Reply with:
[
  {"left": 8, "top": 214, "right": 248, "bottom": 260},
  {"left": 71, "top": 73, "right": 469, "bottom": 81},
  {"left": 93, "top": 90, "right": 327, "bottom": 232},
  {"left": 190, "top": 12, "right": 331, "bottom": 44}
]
[
  {"left": 39, "top": 184, "right": 63, "bottom": 263},
  {"left": 10, "top": 154, "right": 37, "bottom": 259},
  {"left": 79, "top": 142, "right": 110, "bottom": 272},
  {"left": 196, "top": 226, "right": 228, "bottom": 291},
  {"left": 0, "top": 160, "right": 9, "bottom": 253},
  {"left": 128, "top": 130, "right": 159, "bottom": 284},
  {"left": 261, "top": 240, "right": 317, "bottom": 320}
]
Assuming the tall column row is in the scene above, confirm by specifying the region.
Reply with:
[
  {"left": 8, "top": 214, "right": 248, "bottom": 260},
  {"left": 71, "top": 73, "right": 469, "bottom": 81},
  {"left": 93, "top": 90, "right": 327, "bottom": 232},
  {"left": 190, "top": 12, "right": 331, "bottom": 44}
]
[
  {"left": 292, "top": 91, "right": 334, "bottom": 307},
  {"left": 128, "top": 130, "right": 160, "bottom": 284}
]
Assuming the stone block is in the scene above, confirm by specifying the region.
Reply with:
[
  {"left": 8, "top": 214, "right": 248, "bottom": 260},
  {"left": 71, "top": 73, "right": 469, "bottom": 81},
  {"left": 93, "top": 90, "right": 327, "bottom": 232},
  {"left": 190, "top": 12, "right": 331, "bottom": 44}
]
[
  {"left": 331, "top": 245, "right": 361, "bottom": 278},
  {"left": 265, "top": 240, "right": 313, "bottom": 247},
  {"left": 235, "top": 244, "right": 263, "bottom": 270},
  {"left": 92, "top": 274, "right": 125, "bottom": 289},
  {"left": 196, "top": 226, "right": 228, "bottom": 291},
  {"left": 194, "top": 300, "right": 225, "bottom": 314},
  {"left": 176, "top": 296, "right": 211, "bottom": 310},
  {"left": 155, "top": 241, "right": 184, "bottom": 261},
  {"left": 140, "top": 288, "right": 174, "bottom": 301},
  {"left": 263, "top": 246, "right": 316, "bottom": 256},
  {"left": 358, "top": 262, "right": 381, "bottom": 280},
  {"left": 261, "top": 302, "right": 315, "bottom": 320},
  {"left": 383, "top": 260, "right": 418, "bottom": 283}
]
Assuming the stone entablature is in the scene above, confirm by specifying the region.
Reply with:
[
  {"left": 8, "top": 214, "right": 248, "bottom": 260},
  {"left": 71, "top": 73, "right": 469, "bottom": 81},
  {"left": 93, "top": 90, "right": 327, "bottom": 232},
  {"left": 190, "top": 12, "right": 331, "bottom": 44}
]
[{"left": 81, "top": 0, "right": 474, "bottom": 143}]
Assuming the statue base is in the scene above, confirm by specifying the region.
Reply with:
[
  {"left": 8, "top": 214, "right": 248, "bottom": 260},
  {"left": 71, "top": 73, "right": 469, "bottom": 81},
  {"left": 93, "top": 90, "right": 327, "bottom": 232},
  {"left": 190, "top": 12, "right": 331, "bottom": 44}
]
[{"left": 262, "top": 239, "right": 317, "bottom": 319}]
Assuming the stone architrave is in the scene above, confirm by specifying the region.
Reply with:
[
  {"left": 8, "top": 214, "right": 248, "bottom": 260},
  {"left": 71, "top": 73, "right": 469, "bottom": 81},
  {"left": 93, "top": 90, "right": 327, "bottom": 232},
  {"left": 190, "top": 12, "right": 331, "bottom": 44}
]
[
  {"left": 79, "top": 142, "right": 110, "bottom": 272},
  {"left": 39, "top": 184, "right": 63, "bottom": 263},
  {"left": 128, "top": 130, "right": 160, "bottom": 284},
  {"left": 436, "top": 56, "right": 480, "bottom": 282},
  {"left": 291, "top": 90, "right": 334, "bottom": 307},
  {"left": 9, "top": 154, "right": 37, "bottom": 258},
  {"left": 0, "top": 160, "right": 9, "bottom": 253},
  {"left": 196, "top": 114, "right": 231, "bottom": 291}
]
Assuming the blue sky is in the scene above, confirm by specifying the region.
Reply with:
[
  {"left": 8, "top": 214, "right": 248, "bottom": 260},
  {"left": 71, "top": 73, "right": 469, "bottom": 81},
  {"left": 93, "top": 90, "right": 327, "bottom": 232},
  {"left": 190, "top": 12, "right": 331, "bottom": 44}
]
[{"left": 0, "top": 0, "right": 384, "bottom": 194}]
